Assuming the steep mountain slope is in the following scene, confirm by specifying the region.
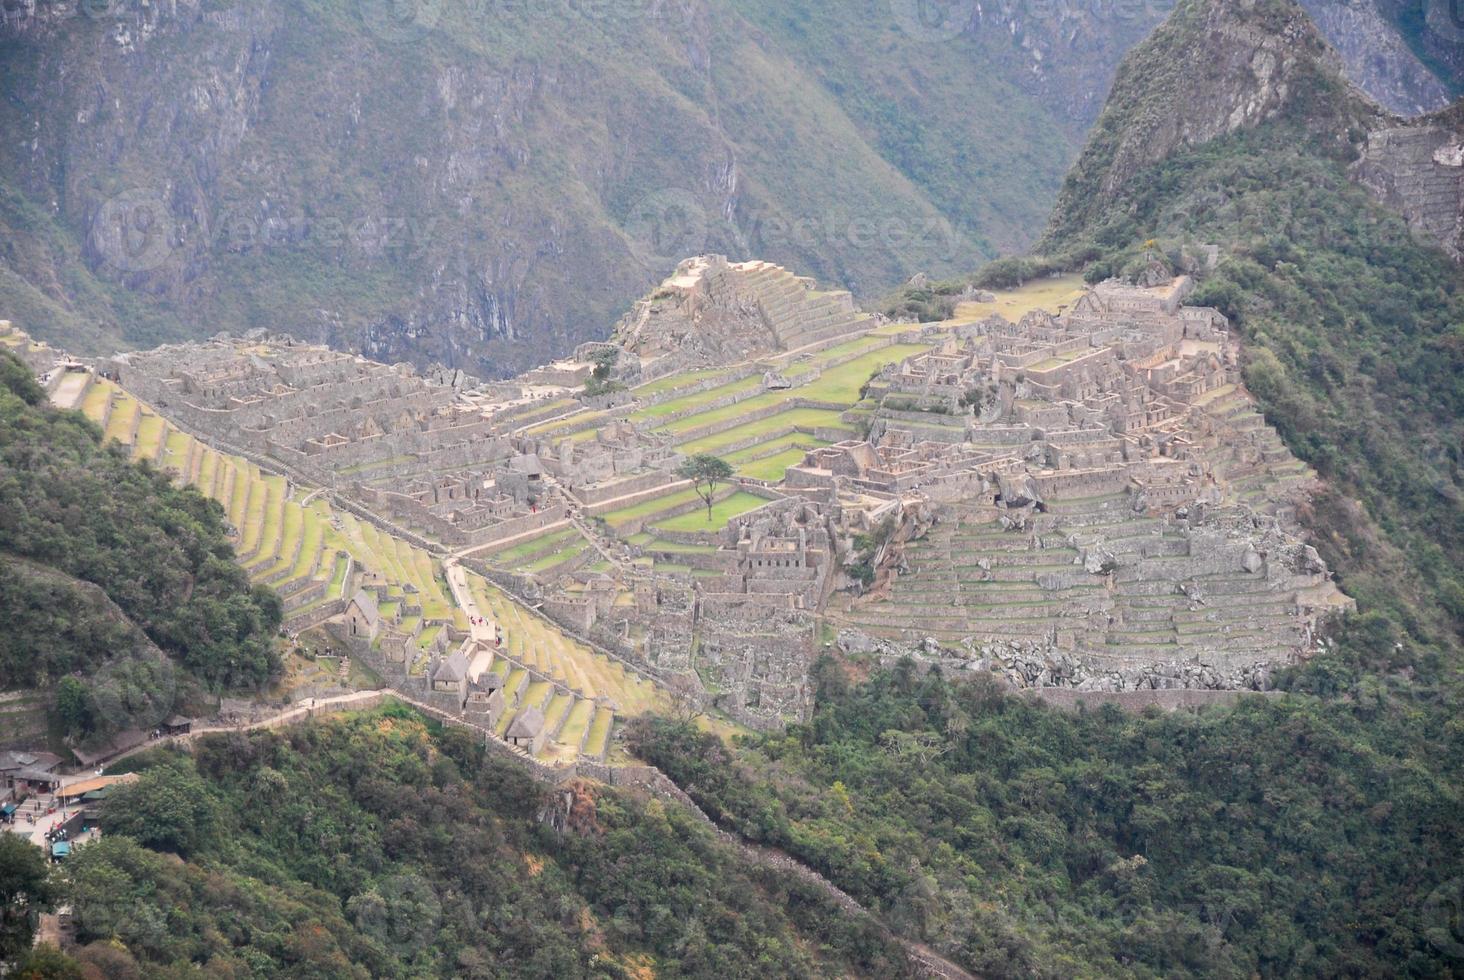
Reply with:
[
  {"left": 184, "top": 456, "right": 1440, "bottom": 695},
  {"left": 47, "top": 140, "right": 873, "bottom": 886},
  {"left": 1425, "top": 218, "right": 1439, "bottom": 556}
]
[
  {"left": 891, "top": 0, "right": 1461, "bottom": 638},
  {"left": 1036, "top": 0, "right": 1464, "bottom": 646},
  {"left": 1373, "top": 0, "right": 1464, "bottom": 102},
  {"left": 1041, "top": 0, "right": 1381, "bottom": 248},
  {"left": 1305, "top": 0, "right": 1457, "bottom": 113},
  {"left": 15, "top": 714, "right": 914, "bottom": 977},
  {"left": 0, "top": 0, "right": 1173, "bottom": 376},
  {"left": 0, "top": 348, "right": 281, "bottom": 746}
]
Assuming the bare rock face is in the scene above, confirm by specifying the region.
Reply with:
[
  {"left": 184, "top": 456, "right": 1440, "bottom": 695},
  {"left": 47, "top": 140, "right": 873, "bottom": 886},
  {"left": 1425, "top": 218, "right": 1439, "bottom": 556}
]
[{"left": 1299, "top": 0, "right": 1453, "bottom": 116}]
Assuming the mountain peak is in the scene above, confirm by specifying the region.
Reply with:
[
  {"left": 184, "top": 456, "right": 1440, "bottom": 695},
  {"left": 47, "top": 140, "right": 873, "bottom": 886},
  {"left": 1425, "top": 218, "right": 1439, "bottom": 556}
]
[{"left": 1042, "top": 0, "right": 1382, "bottom": 247}]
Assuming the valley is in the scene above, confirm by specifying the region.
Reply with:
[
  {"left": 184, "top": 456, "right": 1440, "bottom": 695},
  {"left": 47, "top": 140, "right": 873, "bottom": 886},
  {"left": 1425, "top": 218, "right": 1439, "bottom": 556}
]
[{"left": 0, "top": 0, "right": 1460, "bottom": 975}]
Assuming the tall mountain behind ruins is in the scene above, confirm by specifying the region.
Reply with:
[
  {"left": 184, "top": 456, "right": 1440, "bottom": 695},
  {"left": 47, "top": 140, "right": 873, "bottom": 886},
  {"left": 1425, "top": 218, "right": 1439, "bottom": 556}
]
[
  {"left": 1042, "top": 0, "right": 1464, "bottom": 259},
  {"left": 0, "top": 0, "right": 1457, "bottom": 739},
  {"left": 0, "top": 0, "right": 1455, "bottom": 381}
]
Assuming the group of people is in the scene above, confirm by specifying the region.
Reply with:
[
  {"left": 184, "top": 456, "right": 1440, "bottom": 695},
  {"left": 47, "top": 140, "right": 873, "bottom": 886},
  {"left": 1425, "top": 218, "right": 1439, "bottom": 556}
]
[{"left": 468, "top": 616, "right": 505, "bottom": 646}]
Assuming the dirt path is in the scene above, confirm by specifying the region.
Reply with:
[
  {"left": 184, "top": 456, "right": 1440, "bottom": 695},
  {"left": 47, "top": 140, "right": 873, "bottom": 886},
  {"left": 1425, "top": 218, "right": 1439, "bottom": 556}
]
[{"left": 86, "top": 688, "right": 974, "bottom": 978}]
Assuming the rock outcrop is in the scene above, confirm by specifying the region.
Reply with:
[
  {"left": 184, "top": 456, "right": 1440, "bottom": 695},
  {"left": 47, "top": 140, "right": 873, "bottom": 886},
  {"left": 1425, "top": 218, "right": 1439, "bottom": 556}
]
[
  {"left": 1300, "top": 0, "right": 1453, "bottom": 115},
  {"left": 1044, "top": 0, "right": 1464, "bottom": 262}
]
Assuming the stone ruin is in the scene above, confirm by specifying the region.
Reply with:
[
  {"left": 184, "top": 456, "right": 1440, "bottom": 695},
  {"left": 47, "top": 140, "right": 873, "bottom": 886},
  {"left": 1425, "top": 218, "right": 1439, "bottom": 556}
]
[
  {"left": 612, "top": 255, "right": 875, "bottom": 381},
  {"left": 1353, "top": 114, "right": 1464, "bottom": 261},
  {"left": 805, "top": 276, "right": 1353, "bottom": 692},
  {"left": 101, "top": 336, "right": 572, "bottom": 550},
  {"left": 62, "top": 262, "right": 1357, "bottom": 726}
]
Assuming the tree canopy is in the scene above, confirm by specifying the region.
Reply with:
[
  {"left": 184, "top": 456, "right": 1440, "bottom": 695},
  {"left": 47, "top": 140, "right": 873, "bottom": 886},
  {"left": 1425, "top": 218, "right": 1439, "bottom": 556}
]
[
  {"left": 11, "top": 711, "right": 911, "bottom": 978},
  {"left": 0, "top": 351, "right": 281, "bottom": 694},
  {"left": 675, "top": 453, "right": 734, "bottom": 521}
]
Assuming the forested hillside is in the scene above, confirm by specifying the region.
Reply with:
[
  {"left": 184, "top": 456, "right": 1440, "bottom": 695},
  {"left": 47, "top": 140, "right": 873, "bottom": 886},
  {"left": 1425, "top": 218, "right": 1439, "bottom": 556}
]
[
  {"left": 0, "top": 350, "right": 280, "bottom": 740},
  {"left": 10, "top": 710, "right": 909, "bottom": 978},
  {"left": 631, "top": 651, "right": 1464, "bottom": 978}
]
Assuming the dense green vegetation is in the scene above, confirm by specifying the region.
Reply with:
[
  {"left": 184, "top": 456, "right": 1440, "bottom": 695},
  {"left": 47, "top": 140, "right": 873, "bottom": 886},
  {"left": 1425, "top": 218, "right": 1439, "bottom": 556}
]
[
  {"left": 0, "top": 350, "right": 281, "bottom": 693},
  {"left": 0, "top": 556, "right": 182, "bottom": 742},
  {"left": 0, "top": 835, "right": 53, "bottom": 967},
  {"left": 634, "top": 8, "right": 1464, "bottom": 976},
  {"left": 14, "top": 710, "right": 909, "bottom": 978},
  {"left": 630, "top": 647, "right": 1464, "bottom": 978}
]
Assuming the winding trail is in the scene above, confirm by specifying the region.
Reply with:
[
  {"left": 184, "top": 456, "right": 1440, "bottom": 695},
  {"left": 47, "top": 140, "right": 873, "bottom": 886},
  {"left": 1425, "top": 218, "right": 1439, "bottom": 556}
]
[{"left": 88, "top": 685, "right": 973, "bottom": 979}]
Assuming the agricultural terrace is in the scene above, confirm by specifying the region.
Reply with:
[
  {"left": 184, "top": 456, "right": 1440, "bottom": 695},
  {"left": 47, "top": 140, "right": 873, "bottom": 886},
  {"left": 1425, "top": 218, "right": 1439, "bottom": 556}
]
[
  {"left": 64, "top": 373, "right": 681, "bottom": 761},
  {"left": 67, "top": 376, "right": 461, "bottom": 640},
  {"left": 951, "top": 273, "right": 1087, "bottom": 324},
  {"left": 464, "top": 572, "right": 671, "bottom": 762},
  {"left": 487, "top": 275, "right": 1094, "bottom": 587}
]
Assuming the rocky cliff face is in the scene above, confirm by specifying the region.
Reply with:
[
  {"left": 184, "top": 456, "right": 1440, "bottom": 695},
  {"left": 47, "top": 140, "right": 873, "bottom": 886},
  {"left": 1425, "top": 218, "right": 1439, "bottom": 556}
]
[
  {"left": 1302, "top": 0, "right": 1455, "bottom": 115},
  {"left": 0, "top": 0, "right": 1173, "bottom": 375},
  {"left": 1042, "top": 0, "right": 1463, "bottom": 258}
]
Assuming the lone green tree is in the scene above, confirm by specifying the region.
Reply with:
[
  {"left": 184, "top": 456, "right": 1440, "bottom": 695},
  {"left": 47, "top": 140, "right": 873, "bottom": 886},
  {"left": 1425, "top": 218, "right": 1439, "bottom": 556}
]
[{"left": 676, "top": 454, "right": 733, "bottom": 523}]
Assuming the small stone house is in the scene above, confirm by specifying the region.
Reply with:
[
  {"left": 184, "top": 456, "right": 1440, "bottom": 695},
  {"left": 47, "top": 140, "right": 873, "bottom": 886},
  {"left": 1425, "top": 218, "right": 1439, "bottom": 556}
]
[
  {"left": 505, "top": 706, "right": 548, "bottom": 755},
  {"left": 344, "top": 589, "right": 382, "bottom": 641},
  {"left": 430, "top": 648, "right": 470, "bottom": 705},
  {"left": 464, "top": 672, "right": 506, "bottom": 727}
]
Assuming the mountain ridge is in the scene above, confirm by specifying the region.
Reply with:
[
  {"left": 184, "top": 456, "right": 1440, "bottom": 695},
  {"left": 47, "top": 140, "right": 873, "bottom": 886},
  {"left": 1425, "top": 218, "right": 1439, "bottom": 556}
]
[
  {"left": 0, "top": 0, "right": 1170, "bottom": 376},
  {"left": 2, "top": 0, "right": 1452, "bottom": 380}
]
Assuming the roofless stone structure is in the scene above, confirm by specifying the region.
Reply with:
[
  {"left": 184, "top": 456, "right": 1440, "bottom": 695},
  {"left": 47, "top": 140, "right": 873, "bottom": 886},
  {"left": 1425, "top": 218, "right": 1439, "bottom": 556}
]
[{"left": 38, "top": 256, "right": 1353, "bottom": 726}]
